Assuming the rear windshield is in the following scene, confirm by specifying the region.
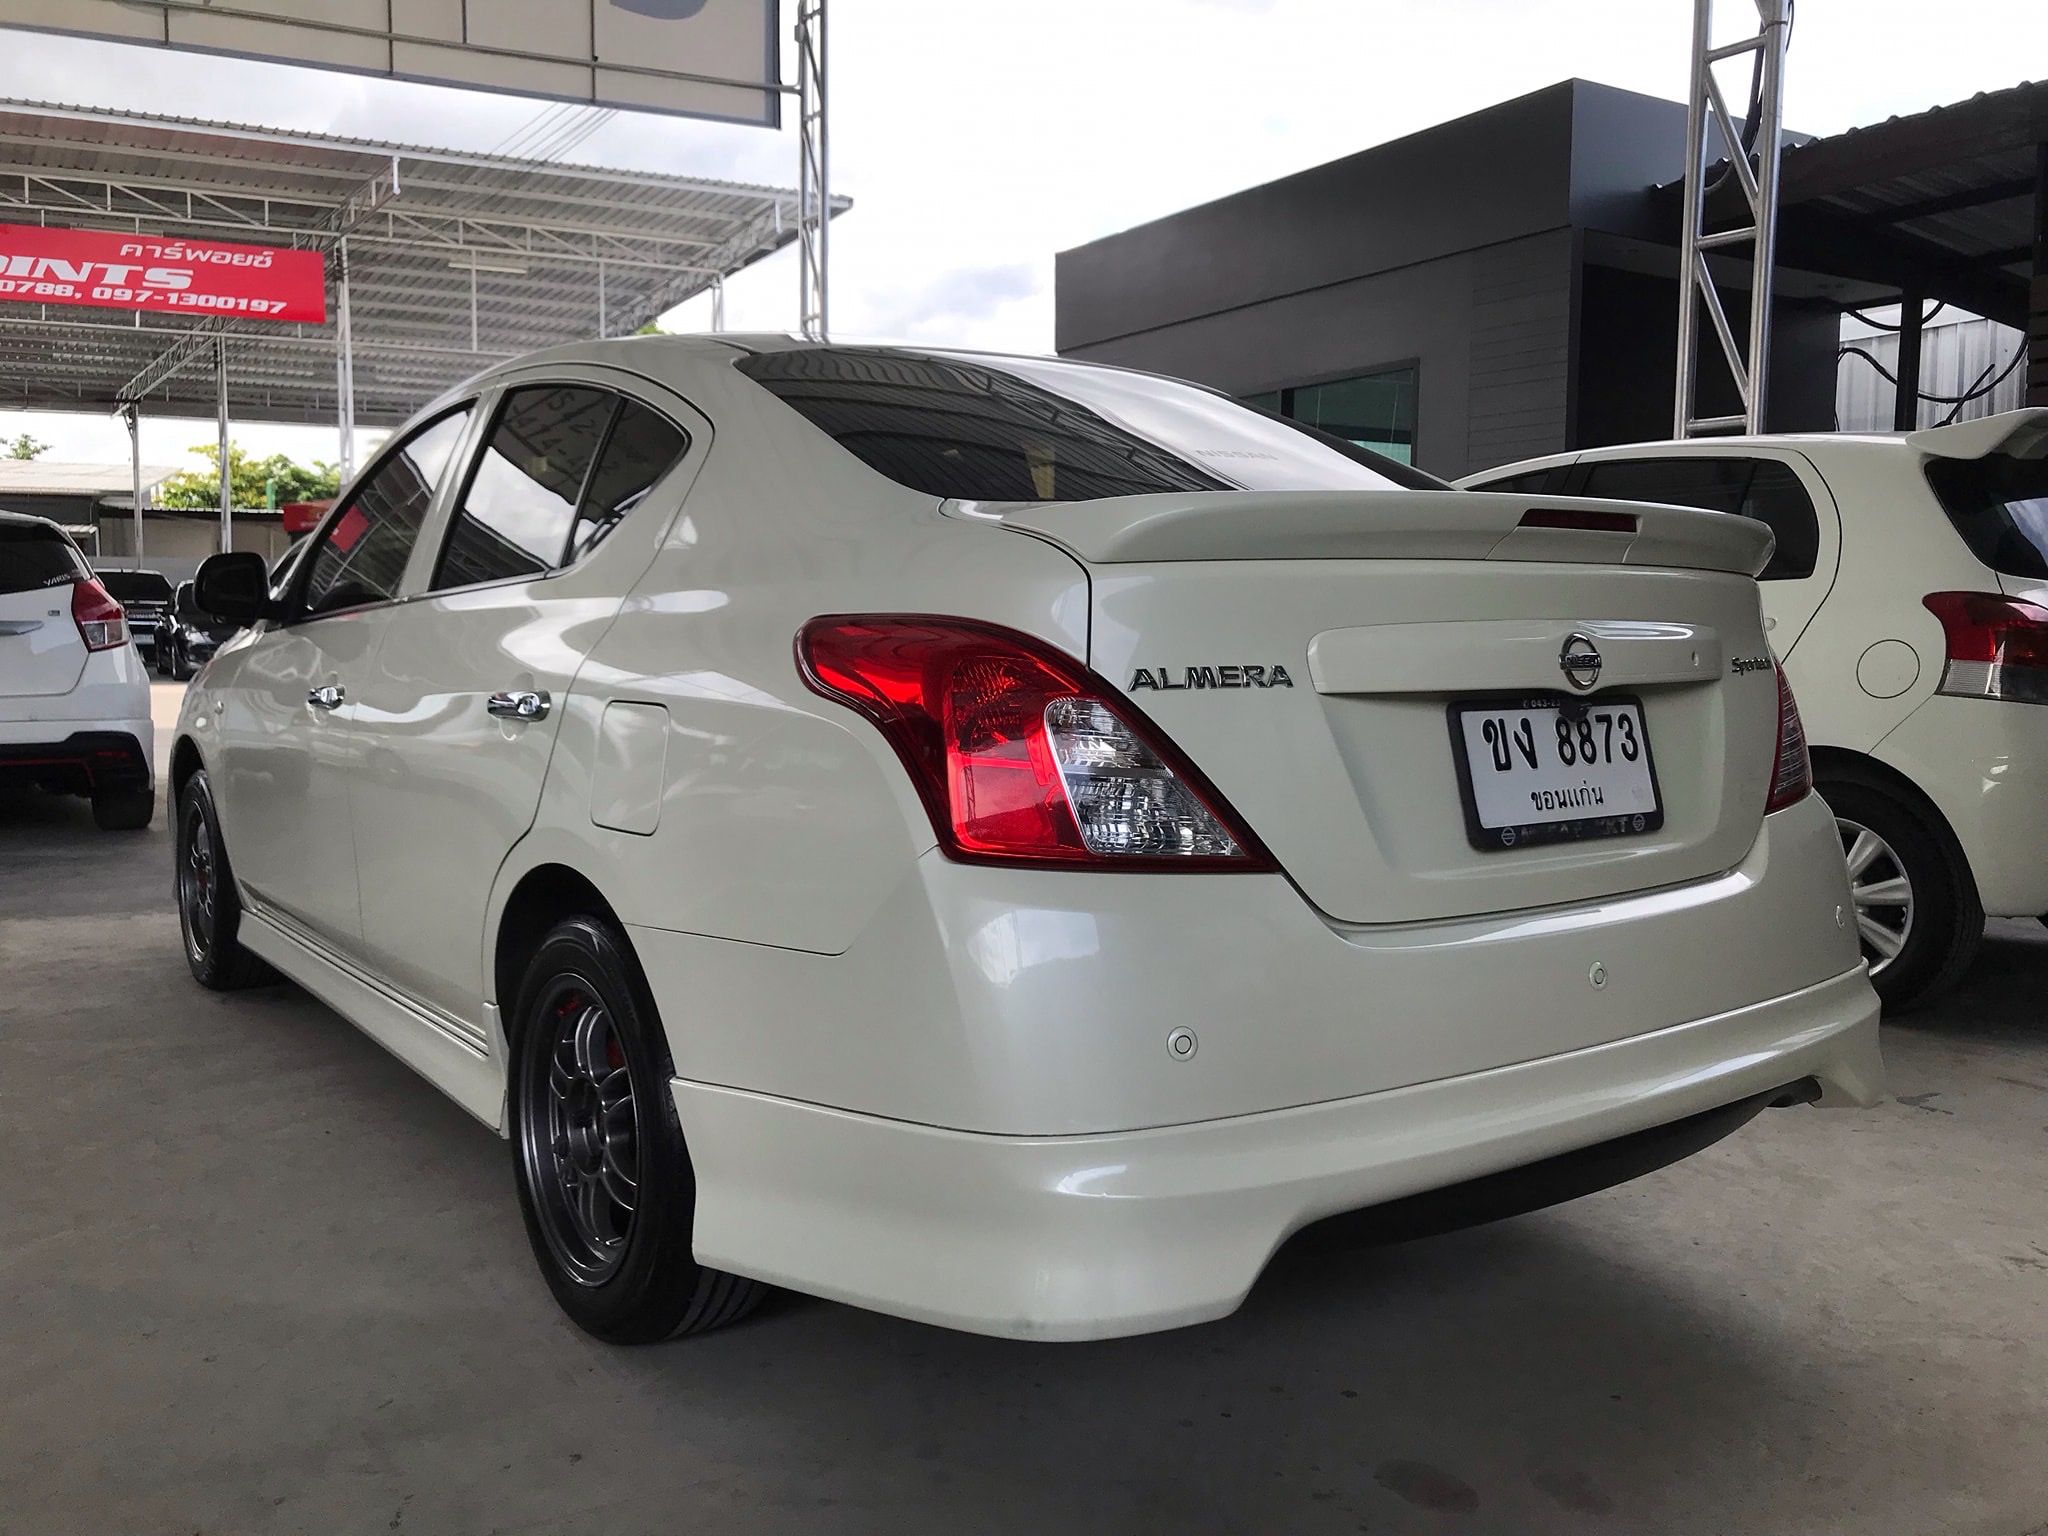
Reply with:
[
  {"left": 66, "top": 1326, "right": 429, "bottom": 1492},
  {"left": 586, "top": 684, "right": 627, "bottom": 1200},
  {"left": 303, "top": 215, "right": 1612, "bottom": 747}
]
[
  {"left": 734, "top": 347, "right": 1445, "bottom": 502},
  {"left": 1926, "top": 452, "right": 2048, "bottom": 579},
  {"left": 97, "top": 570, "right": 174, "bottom": 603},
  {"left": 0, "top": 520, "right": 87, "bottom": 594}
]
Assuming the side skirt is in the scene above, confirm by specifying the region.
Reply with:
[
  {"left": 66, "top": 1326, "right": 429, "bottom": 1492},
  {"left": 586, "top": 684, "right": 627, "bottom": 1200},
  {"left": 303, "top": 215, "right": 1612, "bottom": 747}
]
[{"left": 239, "top": 908, "right": 508, "bottom": 1133}]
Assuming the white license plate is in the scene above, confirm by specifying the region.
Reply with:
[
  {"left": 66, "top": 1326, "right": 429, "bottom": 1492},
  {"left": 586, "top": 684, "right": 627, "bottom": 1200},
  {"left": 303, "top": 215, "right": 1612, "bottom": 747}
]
[{"left": 1449, "top": 696, "right": 1663, "bottom": 851}]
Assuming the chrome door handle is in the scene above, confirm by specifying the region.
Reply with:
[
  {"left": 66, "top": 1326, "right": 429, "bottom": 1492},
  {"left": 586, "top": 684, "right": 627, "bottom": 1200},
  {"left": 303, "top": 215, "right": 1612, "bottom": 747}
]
[
  {"left": 487, "top": 689, "right": 551, "bottom": 721},
  {"left": 306, "top": 684, "right": 345, "bottom": 710}
]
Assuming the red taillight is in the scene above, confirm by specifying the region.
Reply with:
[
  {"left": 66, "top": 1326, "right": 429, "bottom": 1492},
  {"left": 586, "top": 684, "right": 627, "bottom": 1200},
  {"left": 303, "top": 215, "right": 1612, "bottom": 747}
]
[
  {"left": 1518, "top": 507, "right": 1638, "bottom": 533},
  {"left": 1765, "top": 663, "right": 1811, "bottom": 814},
  {"left": 71, "top": 578, "right": 129, "bottom": 651},
  {"left": 796, "top": 616, "right": 1272, "bottom": 870},
  {"left": 1923, "top": 591, "right": 2048, "bottom": 705}
]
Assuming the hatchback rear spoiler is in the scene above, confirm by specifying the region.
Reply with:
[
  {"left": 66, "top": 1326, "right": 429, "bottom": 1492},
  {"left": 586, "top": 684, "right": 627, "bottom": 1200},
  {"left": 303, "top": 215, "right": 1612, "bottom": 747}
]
[
  {"left": 1906, "top": 407, "right": 2048, "bottom": 462},
  {"left": 989, "top": 490, "right": 1775, "bottom": 577}
]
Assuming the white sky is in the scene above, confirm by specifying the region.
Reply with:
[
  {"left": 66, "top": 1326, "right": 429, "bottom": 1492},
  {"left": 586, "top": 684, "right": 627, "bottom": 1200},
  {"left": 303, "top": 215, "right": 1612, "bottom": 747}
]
[{"left": 0, "top": 0, "right": 2040, "bottom": 470}]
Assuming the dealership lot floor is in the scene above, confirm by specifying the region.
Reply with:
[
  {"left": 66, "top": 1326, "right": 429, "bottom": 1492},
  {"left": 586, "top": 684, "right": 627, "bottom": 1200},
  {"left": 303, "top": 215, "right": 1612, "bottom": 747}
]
[{"left": 3, "top": 685, "right": 2046, "bottom": 1535}]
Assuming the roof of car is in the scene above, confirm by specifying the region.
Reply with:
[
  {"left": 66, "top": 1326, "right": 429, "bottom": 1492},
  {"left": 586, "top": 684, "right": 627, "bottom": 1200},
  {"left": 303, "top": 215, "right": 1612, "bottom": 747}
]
[{"left": 0, "top": 507, "right": 68, "bottom": 530}]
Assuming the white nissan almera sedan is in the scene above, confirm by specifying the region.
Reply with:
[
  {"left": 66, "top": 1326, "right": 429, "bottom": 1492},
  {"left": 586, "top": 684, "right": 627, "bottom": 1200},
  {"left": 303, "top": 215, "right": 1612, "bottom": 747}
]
[{"left": 171, "top": 337, "right": 1881, "bottom": 1343}]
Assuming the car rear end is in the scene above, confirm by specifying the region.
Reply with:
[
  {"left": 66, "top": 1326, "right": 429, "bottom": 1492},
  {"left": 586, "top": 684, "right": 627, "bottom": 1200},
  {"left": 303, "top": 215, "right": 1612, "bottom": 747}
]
[
  {"left": 670, "top": 346, "right": 1881, "bottom": 1339},
  {"left": 1852, "top": 410, "right": 2048, "bottom": 922},
  {"left": 95, "top": 568, "right": 173, "bottom": 666},
  {"left": 0, "top": 515, "right": 153, "bottom": 818}
]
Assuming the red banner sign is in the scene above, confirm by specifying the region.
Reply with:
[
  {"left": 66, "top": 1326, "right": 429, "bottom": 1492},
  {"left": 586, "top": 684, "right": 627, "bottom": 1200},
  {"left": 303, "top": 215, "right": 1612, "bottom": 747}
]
[{"left": 0, "top": 224, "right": 327, "bottom": 323}]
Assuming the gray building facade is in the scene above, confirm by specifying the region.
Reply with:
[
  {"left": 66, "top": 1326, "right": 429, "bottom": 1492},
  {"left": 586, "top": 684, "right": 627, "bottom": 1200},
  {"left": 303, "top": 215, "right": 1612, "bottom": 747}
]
[{"left": 1054, "top": 80, "right": 1843, "bottom": 480}]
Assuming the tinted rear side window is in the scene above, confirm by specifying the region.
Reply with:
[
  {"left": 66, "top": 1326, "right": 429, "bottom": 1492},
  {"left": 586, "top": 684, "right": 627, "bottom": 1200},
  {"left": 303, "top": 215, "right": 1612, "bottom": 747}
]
[
  {"left": 1576, "top": 456, "right": 1819, "bottom": 580},
  {"left": 1470, "top": 468, "right": 1566, "bottom": 496},
  {"left": 434, "top": 386, "right": 615, "bottom": 590},
  {"left": 569, "top": 402, "right": 689, "bottom": 564},
  {"left": 0, "top": 522, "right": 86, "bottom": 594},
  {"left": 1925, "top": 453, "right": 2048, "bottom": 580}
]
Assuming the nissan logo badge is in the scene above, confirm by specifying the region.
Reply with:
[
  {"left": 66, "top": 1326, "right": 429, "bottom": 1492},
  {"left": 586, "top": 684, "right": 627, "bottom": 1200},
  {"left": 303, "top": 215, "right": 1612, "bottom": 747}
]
[{"left": 1559, "top": 633, "right": 1603, "bottom": 692}]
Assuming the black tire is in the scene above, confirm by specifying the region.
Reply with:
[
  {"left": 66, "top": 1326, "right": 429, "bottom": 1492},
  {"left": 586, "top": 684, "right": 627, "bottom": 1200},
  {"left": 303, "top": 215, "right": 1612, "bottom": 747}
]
[
  {"left": 1821, "top": 778, "right": 1982, "bottom": 1011},
  {"left": 175, "top": 769, "right": 276, "bottom": 990},
  {"left": 509, "top": 916, "right": 766, "bottom": 1343},
  {"left": 91, "top": 786, "right": 154, "bottom": 831}
]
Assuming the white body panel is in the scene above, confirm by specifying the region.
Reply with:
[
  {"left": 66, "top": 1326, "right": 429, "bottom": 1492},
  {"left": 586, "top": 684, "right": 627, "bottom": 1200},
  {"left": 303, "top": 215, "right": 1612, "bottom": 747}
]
[
  {"left": 173, "top": 337, "right": 1882, "bottom": 1340},
  {"left": 0, "top": 583, "right": 89, "bottom": 698},
  {"left": 1461, "top": 421, "right": 2048, "bottom": 918}
]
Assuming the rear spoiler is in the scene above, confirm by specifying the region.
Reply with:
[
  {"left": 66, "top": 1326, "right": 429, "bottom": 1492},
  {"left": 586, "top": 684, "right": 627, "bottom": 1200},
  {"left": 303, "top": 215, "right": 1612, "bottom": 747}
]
[
  {"left": 1906, "top": 407, "right": 2048, "bottom": 462},
  {"left": 990, "top": 490, "right": 1775, "bottom": 577}
]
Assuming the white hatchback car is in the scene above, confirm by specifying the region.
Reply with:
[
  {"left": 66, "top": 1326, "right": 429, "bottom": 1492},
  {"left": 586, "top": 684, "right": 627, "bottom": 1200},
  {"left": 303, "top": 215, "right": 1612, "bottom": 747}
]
[
  {"left": 1462, "top": 410, "right": 2048, "bottom": 1009},
  {"left": 0, "top": 510, "right": 154, "bottom": 829},
  {"left": 172, "top": 338, "right": 1880, "bottom": 1343}
]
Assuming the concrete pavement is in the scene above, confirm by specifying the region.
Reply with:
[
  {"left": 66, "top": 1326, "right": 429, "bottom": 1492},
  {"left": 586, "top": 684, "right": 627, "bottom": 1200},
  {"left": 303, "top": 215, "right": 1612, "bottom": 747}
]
[{"left": 3, "top": 682, "right": 2045, "bottom": 1535}]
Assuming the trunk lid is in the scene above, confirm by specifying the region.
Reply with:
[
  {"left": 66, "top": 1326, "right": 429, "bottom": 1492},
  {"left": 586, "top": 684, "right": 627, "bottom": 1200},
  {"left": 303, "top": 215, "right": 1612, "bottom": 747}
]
[{"left": 996, "top": 490, "right": 1782, "bottom": 925}]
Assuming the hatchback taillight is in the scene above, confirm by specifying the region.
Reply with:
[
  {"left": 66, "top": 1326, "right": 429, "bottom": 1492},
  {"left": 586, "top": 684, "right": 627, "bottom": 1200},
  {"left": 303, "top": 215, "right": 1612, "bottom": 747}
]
[
  {"left": 1765, "top": 663, "right": 1811, "bottom": 814},
  {"left": 71, "top": 578, "right": 129, "bottom": 651},
  {"left": 797, "top": 616, "right": 1272, "bottom": 870},
  {"left": 1923, "top": 591, "right": 2048, "bottom": 705}
]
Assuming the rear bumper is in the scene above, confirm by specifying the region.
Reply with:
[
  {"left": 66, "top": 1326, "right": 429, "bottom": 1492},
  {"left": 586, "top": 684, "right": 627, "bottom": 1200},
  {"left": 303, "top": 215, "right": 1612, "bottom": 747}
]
[
  {"left": 0, "top": 723, "right": 153, "bottom": 793},
  {"left": 1872, "top": 694, "right": 2048, "bottom": 916},
  {"left": 675, "top": 963, "right": 1881, "bottom": 1340}
]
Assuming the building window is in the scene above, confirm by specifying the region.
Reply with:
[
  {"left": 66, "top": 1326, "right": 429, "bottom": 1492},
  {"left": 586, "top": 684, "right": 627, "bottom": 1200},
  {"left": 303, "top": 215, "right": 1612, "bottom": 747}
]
[{"left": 1242, "top": 367, "right": 1417, "bottom": 464}]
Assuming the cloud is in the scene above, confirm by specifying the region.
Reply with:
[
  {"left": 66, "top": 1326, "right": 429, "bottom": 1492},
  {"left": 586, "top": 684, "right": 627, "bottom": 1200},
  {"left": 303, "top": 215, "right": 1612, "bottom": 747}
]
[{"left": 857, "top": 262, "right": 1042, "bottom": 341}]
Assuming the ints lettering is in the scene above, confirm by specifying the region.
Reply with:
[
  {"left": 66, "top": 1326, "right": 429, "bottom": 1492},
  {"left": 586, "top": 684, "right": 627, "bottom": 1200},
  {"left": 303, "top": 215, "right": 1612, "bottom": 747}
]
[
  {"left": 0, "top": 255, "right": 193, "bottom": 290},
  {"left": 1129, "top": 664, "right": 1295, "bottom": 691}
]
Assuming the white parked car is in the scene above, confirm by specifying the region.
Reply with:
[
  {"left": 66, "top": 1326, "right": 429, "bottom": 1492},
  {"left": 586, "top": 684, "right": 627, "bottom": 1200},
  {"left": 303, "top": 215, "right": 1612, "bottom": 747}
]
[
  {"left": 171, "top": 339, "right": 1880, "bottom": 1343},
  {"left": 0, "top": 510, "right": 154, "bottom": 829},
  {"left": 1461, "top": 410, "right": 2048, "bottom": 1009}
]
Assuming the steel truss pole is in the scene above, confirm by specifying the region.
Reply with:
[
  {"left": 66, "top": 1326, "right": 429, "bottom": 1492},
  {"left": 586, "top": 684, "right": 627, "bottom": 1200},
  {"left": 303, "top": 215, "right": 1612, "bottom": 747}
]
[
  {"left": 124, "top": 403, "right": 144, "bottom": 568},
  {"left": 796, "top": 0, "right": 829, "bottom": 340},
  {"left": 1674, "top": 0, "right": 1791, "bottom": 437},
  {"left": 335, "top": 239, "right": 357, "bottom": 479},
  {"left": 217, "top": 338, "right": 232, "bottom": 555}
]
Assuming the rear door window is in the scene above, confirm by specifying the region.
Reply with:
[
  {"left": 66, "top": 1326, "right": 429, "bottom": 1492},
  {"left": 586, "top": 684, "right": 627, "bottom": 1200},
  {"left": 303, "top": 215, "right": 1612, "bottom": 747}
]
[
  {"left": 433, "top": 386, "right": 615, "bottom": 590},
  {"left": 430, "top": 388, "right": 691, "bottom": 590},
  {"left": 1575, "top": 456, "right": 1819, "bottom": 580},
  {"left": 0, "top": 522, "right": 87, "bottom": 594},
  {"left": 1925, "top": 453, "right": 2048, "bottom": 579},
  {"left": 300, "top": 407, "right": 472, "bottom": 617}
]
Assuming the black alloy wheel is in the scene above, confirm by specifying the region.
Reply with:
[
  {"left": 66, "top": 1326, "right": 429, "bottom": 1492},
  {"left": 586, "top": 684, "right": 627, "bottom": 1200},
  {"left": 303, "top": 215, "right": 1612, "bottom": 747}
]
[
  {"left": 521, "top": 977, "right": 642, "bottom": 1286},
  {"left": 509, "top": 917, "right": 765, "bottom": 1342},
  {"left": 174, "top": 770, "right": 274, "bottom": 989}
]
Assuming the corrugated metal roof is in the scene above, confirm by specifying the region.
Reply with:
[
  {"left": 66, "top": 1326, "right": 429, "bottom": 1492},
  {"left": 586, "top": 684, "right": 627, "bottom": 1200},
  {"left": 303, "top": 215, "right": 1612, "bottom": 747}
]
[
  {"left": 0, "top": 100, "right": 844, "bottom": 427},
  {"left": 0, "top": 459, "right": 178, "bottom": 494}
]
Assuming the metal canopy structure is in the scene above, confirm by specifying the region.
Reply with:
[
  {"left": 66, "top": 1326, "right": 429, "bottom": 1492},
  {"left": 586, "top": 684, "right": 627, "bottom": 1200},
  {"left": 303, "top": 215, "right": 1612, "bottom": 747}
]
[
  {"left": 1689, "top": 77, "right": 2047, "bottom": 417},
  {"left": 0, "top": 99, "right": 847, "bottom": 431}
]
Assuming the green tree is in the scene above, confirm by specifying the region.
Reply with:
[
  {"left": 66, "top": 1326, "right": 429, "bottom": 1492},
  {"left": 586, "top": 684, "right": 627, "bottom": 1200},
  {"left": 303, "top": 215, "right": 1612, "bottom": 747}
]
[
  {"left": 6, "top": 432, "right": 48, "bottom": 460},
  {"left": 155, "top": 442, "right": 342, "bottom": 511}
]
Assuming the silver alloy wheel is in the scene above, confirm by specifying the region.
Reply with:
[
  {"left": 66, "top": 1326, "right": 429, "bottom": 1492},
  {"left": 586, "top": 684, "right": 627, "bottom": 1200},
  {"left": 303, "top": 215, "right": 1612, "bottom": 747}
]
[
  {"left": 1838, "top": 815, "right": 1915, "bottom": 975},
  {"left": 519, "top": 981, "right": 641, "bottom": 1287}
]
